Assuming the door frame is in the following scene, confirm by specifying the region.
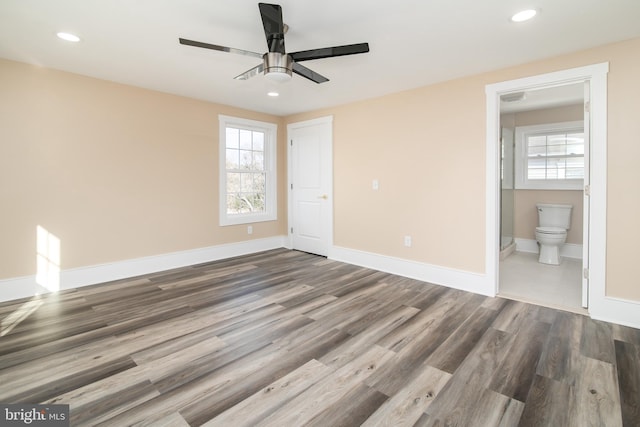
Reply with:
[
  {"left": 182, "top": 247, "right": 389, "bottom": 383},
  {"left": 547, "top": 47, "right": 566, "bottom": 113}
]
[
  {"left": 286, "top": 115, "right": 334, "bottom": 253},
  {"left": 485, "top": 62, "right": 608, "bottom": 311}
]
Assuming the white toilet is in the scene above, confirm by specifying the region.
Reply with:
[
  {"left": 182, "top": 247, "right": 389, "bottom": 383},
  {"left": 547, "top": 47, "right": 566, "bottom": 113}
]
[{"left": 535, "top": 203, "right": 572, "bottom": 265}]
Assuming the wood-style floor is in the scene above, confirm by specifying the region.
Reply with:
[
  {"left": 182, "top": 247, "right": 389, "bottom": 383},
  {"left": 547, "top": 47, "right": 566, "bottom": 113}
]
[{"left": 0, "top": 249, "right": 638, "bottom": 426}]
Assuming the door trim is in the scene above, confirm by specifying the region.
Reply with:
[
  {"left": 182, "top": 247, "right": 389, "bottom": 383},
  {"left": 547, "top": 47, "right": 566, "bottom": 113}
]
[
  {"left": 286, "top": 116, "right": 334, "bottom": 253},
  {"left": 485, "top": 62, "right": 608, "bottom": 312}
]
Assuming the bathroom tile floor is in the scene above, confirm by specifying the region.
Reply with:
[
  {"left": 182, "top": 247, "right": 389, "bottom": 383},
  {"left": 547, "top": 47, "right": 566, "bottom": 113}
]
[{"left": 499, "top": 251, "right": 585, "bottom": 314}]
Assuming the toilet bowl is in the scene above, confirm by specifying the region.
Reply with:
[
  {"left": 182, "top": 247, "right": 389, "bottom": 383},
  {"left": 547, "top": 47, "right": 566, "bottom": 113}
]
[
  {"left": 535, "top": 204, "right": 572, "bottom": 265},
  {"left": 535, "top": 226, "right": 567, "bottom": 265}
]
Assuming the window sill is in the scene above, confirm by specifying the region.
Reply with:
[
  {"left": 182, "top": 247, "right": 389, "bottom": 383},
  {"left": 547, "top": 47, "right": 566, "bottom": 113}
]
[{"left": 220, "top": 213, "right": 277, "bottom": 227}]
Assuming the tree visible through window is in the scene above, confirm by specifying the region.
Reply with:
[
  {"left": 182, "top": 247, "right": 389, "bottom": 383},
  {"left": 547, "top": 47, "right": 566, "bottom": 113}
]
[
  {"left": 219, "top": 115, "right": 277, "bottom": 226},
  {"left": 225, "top": 127, "right": 266, "bottom": 214}
]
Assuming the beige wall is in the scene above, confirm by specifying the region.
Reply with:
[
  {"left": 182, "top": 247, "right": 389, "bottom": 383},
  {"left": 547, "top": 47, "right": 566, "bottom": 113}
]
[
  {"left": 506, "top": 104, "right": 585, "bottom": 244},
  {"left": 3, "top": 37, "right": 639, "bottom": 302},
  {"left": 290, "top": 78, "right": 488, "bottom": 273},
  {"left": 0, "top": 59, "right": 287, "bottom": 279},
  {"left": 514, "top": 190, "right": 583, "bottom": 244},
  {"left": 511, "top": 104, "right": 584, "bottom": 127},
  {"left": 287, "top": 37, "right": 640, "bottom": 301}
]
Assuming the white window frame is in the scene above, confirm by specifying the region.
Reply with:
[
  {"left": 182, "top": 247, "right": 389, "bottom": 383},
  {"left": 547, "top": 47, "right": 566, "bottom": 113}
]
[
  {"left": 515, "top": 120, "right": 584, "bottom": 190},
  {"left": 219, "top": 115, "right": 277, "bottom": 226}
]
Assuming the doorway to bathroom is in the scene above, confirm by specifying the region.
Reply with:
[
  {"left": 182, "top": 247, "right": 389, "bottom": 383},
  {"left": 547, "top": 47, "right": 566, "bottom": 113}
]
[
  {"left": 498, "top": 82, "right": 586, "bottom": 312},
  {"left": 487, "top": 64, "right": 608, "bottom": 313}
]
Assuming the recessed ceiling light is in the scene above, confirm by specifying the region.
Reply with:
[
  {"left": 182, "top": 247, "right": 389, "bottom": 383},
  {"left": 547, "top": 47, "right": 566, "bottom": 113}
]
[
  {"left": 267, "top": 92, "right": 279, "bottom": 97},
  {"left": 511, "top": 9, "right": 537, "bottom": 22},
  {"left": 56, "top": 32, "right": 81, "bottom": 42}
]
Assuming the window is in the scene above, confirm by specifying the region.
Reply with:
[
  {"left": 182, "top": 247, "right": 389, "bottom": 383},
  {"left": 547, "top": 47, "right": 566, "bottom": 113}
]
[
  {"left": 515, "top": 121, "right": 584, "bottom": 190},
  {"left": 219, "top": 115, "right": 277, "bottom": 226}
]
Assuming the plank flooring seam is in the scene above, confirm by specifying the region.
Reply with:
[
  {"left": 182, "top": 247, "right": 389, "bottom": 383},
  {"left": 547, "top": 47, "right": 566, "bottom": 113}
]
[{"left": 0, "top": 249, "right": 635, "bottom": 426}]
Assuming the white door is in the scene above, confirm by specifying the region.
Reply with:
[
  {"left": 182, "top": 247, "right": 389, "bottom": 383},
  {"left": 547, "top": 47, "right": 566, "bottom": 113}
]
[
  {"left": 288, "top": 117, "right": 332, "bottom": 256},
  {"left": 582, "top": 81, "right": 591, "bottom": 308}
]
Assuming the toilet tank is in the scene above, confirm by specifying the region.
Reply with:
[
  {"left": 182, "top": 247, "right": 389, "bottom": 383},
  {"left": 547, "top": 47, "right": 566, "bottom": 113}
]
[{"left": 536, "top": 203, "right": 573, "bottom": 229}]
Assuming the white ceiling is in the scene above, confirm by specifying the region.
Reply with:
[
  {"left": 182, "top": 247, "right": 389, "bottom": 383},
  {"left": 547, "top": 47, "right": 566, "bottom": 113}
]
[
  {"left": 500, "top": 83, "right": 585, "bottom": 113},
  {"left": 1, "top": 0, "right": 639, "bottom": 116}
]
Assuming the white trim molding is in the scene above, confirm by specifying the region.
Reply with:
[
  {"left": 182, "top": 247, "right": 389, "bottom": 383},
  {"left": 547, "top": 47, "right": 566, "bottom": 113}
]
[
  {"left": 590, "top": 296, "right": 640, "bottom": 329},
  {"left": 486, "top": 62, "right": 640, "bottom": 329},
  {"left": 0, "top": 236, "right": 287, "bottom": 303},
  {"left": 218, "top": 115, "right": 278, "bottom": 226},
  {"left": 330, "top": 246, "right": 494, "bottom": 297}
]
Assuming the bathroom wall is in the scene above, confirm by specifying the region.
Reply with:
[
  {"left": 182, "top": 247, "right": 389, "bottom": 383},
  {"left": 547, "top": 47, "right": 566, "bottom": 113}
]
[
  {"left": 514, "top": 190, "right": 583, "bottom": 244},
  {"left": 510, "top": 104, "right": 585, "bottom": 245}
]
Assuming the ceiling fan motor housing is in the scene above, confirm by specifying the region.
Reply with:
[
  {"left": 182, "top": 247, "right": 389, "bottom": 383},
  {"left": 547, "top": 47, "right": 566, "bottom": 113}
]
[{"left": 263, "top": 52, "right": 292, "bottom": 82}]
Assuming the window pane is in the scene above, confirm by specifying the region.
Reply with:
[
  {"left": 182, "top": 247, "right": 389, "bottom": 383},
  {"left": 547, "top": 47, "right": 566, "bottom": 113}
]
[
  {"left": 254, "top": 172, "right": 265, "bottom": 192},
  {"left": 566, "top": 168, "right": 584, "bottom": 179},
  {"left": 220, "top": 116, "right": 276, "bottom": 225},
  {"left": 253, "top": 132, "right": 264, "bottom": 151},
  {"left": 524, "top": 127, "right": 584, "bottom": 186},
  {"left": 527, "top": 158, "right": 547, "bottom": 180},
  {"left": 240, "top": 150, "right": 253, "bottom": 168},
  {"left": 528, "top": 135, "right": 547, "bottom": 146},
  {"left": 528, "top": 145, "right": 547, "bottom": 157},
  {"left": 567, "top": 133, "right": 584, "bottom": 154},
  {"left": 226, "top": 148, "right": 239, "bottom": 169},
  {"left": 227, "top": 172, "right": 241, "bottom": 192},
  {"left": 566, "top": 157, "right": 584, "bottom": 179},
  {"left": 226, "top": 128, "right": 239, "bottom": 149},
  {"left": 253, "top": 152, "right": 264, "bottom": 170},
  {"left": 547, "top": 144, "right": 567, "bottom": 156},
  {"left": 547, "top": 134, "right": 568, "bottom": 145},
  {"left": 227, "top": 194, "right": 240, "bottom": 214},
  {"left": 240, "top": 130, "right": 252, "bottom": 149},
  {"left": 241, "top": 173, "right": 253, "bottom": 192},
  {"left": 245, "top": 193, "right": 265, "bottom": 212}
]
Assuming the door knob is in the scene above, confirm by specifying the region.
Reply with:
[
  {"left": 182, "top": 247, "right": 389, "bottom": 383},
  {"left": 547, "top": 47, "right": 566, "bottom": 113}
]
[{"left": 318, "top": 194, "right": 328, "bottom": 200}]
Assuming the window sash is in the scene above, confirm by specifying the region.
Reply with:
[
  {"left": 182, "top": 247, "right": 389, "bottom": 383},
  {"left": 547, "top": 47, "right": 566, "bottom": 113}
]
[
  {"left": 515, "top": 121, "right": 584, "bottom": 190},
  {"left": 219, "top": 115, "right": 277, "bottom": 226}
]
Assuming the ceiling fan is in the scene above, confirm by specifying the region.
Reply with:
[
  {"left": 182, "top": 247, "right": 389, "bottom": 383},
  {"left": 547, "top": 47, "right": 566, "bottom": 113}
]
[{"left": 179, "top": 2, "right": 370, "bottom": 84}]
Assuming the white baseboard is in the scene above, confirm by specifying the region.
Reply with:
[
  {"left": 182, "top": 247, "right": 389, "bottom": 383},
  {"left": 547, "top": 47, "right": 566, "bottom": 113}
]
[
  {"left": 514, "top": 238, "right": 583, "bottom": 260},
  {"left": 329, "top": 246, "right": 494, "bottom": 297},
  {"left": 590, "top": 295, "right": 640, "bottom": 329},
  {"left": 4, "top": 237, "right": 637, "bottom": 329},
  {"left": 0, "top": 236, "right": 287, "bottom": 303}
]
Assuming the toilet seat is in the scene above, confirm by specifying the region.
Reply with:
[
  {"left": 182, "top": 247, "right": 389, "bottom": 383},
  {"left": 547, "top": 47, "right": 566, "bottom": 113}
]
[{"left": 535, "top": 226, "right": 566, "bottom": 234}]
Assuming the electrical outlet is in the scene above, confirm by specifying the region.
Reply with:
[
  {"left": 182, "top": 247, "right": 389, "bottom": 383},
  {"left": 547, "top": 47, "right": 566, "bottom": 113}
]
[
  {"left": 372, "top": 179, "right": 379, "bottom": 190},
  {"left": 404, "top": 235, "right": 412, "bottom": 247},
  {"left": 247, "top": 225, "right": 253, "bottom": 235}
]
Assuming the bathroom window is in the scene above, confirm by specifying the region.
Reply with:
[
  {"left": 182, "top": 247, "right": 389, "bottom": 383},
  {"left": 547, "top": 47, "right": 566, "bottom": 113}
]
[
  {"left": 219, "top": 115, "right": 277, "bottom": 226},
  {"left": 515, "top": 121, "right": 584, "bottom": 190}
]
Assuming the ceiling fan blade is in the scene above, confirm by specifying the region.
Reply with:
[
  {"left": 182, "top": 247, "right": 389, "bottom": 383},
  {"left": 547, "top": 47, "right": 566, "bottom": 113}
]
[
  {"left": 179, "top": 38, "right": 263, "bottom": 59},
  {"left": 292, "top": 62, "right": 329, "bottom": 84},
  {"left": 234, "top": 63, "right": 265, "bottom": 81},
  {"left": 258, "top": 3, "right": 286, "bottom": 54},
  {"left": 290, "top": 43, "right": 370, "bottom": 62}
]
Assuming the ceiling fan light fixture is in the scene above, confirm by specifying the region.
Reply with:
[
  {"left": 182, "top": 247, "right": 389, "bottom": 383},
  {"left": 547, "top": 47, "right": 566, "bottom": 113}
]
[
  {"left": 178, "top": 3, "right": 369, "bottom": 84},
  {"left": 265, "top": 70, "right": 292, "bottom": 82},
  {"left": 263, "top": 52, "right": 292, "bottom": 83}
]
